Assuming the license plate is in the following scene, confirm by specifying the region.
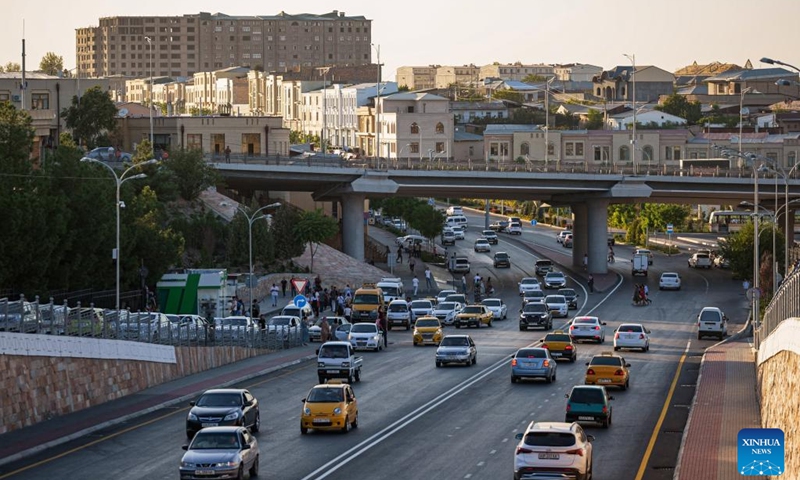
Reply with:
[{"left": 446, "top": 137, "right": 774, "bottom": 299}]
[
  {"left": 598, "top": 379, "right": 612, "bottom": 383},
  {"left": 195, "top": 470, "right": 215, "bottom": 475},
  {"left": 551, "top": 353, "right": 561, "bottom": 357},
  {"left": 201, "top": 422, "right": 218, "bottom": 427},
  {"left": 538, "top": 453, "right": 560, "bottom": 460},
  {"left": 578, "top": 416, "right": 594, "bottom": 421},
  {"left": 312, "top": 418, "right": 331, "bottom": 424}
]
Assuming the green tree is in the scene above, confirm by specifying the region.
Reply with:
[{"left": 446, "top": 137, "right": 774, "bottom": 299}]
[
  {"left": 718, "top": 222, "right": 784, "bottom": 283},
  {"left": 271, "top": 206, "right": 305, "bottom": 261},
  {"left": 655, "top": 94, "right": 702, "bottom": 125},
  {"left": 0, "top": 102, "right": 34, "bottom": 169},
  {"left": 61, "top": 86, "right": 118, "bottom": 149},
  {"left": 409, "top": 204, "right": 445, "bottom": 241},
  {"left": 39, "top": 52, "right": 64, "bottom": 76},
  {"left": 161, "top": 149, "right": 219, "bottom": 201},
  {"left": 522, "top": 74, "right": 548, "bottom": 83},
  {"left": 585, "top": 109, "right": 605, "bottom": 130},
  {"left": 3, "top": 62, "right": 21, "bottom": 72},
  {"left": 294, "top": 209, "right": 339, "bottom": 272},
  {"left": 640, "top": 204, "right": 692, "bottom": 233},
  {"left": 491, "top": 90, "right": 524, "bottom": 103}
]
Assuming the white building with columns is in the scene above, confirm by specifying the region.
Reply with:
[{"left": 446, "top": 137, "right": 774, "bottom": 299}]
[{"left": 376, "top": 92, "right": 454, "bottom": 161}]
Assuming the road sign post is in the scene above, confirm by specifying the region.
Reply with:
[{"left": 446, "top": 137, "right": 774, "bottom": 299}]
[
  {"left": 291, "top": 279, "right": 308, "bottom": 296},
  {"left": 387, "top": 253, "right": 396, "bottom": 275},
  {"left": 666, "top": 224, "right": 674, "bottom": 256}
]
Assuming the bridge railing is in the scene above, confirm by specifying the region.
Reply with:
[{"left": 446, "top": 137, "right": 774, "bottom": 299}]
[
  {"left": 208, "top": 153, "right": 772, "bottom": 179},
  {"left": 755, "top": 256, "right": 800, "bottom": 349}
]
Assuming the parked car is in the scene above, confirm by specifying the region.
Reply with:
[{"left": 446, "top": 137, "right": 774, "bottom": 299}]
[
  {"left": 308, "top": 316, "right": 350, "bottom": 342},
  {"left": 185, "top": 389, "right": 260, "bottom": 439},
  {"left": 215, "top": 316, "right": 258, "bottom": 344},
  {"left": 511, "top": 347, "right": 557, "bottom": 383},
  {"left": 180, "top": 426, "right": 259, "bottom": 479},
  {"left": 513, "top": 421, "right": 594, "bottom": 480},
  {"left": 167, "top": 314, "right": 211, "bottom": 342},
  {"left": 435, "top": 334, "right": 477, "bottom": 367},
  {"left": 265, "top": 315, "right": 300, "bottom": 341},
  {"left": 117, "top": 312, "right": 171, "bottom": 342},
  {"left": 0, "top": 300, "right": 38, "bottom": 333}
]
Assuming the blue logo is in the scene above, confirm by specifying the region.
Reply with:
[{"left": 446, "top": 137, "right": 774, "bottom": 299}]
[
  {"left": 293, "top": 295, "right": 307, "bottom": 308},
  {"left": 738, "top": 428, "right": 784, "bottom": 476},
  {"left": 530, "top": 219, "right": 537, "bottom": 226}
]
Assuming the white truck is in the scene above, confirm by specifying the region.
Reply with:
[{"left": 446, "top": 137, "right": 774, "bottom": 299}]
[
  {"left": 316, "top": 341, "right": 363, "bottom": 384},
  {"left": 377, "top": 278, "right": 405, "bottom": 303},
  {"left": 632, "top": 253, "right": 649, "bottom": 276}
]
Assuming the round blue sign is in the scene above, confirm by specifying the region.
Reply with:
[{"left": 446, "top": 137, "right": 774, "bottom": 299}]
[
  {"left": 293, "top": 295, "right": 307, "bottom": 308},
  {"left": 530, "top": 219, "right": 537, "bottom": 226}
]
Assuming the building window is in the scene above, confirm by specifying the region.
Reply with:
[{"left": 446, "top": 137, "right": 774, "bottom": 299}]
[
  {"left": 593, "top": 145, "right": 610, "bottom": 162},
  {"left": 435, "top": 122, "right": 444, "bottom": 134},
  {"left": 665, "top": 146, "right": 672, "bottom": 161},
  {"left": 789, "top": 151, "right": 797, "bottom": 167},
  {"left": 31, "top": 92, "right": 49, "bottom": 110},
  {"left": 565, "top": 141, "right": 583, "bottom": 157},
  {"left": 410, "top": 122, "right": 419, "bottom": 134},
  {"left": 187, "top": 134, "right": 202, "bottom": 151},
  {"left": 520, "top": 142, "right": 530, "bottom": 156},
  {"left": 0, "top": 91, "right": 10, "bottom": 102},
  {"left": 410, "top": 142, "right": 419, "bottom": 154},
  {"left": 436, "top": 142, "right": 444, "bottom": 153},
  {"left": 643, "top": 145, "right": 654, "bottom": 162},
  {"left": 619, "top": 145, "right": 630, "bottom": 161},
  {"left": 547, "top": 142, "right": 554, "bottom": 155},
  {"left": 407, "top": 106, "right": 414, "bottom": 113},
  {"left": 468, "top": 146, "right": 474, "bottom": 157}
]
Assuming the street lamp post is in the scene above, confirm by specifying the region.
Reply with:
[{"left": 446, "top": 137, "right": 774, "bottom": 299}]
[
  {"left": 397, "top": 143, "right": 411, "bottom": 169},
  {"left": 145, "top": 36, "right": 154, "bottom": 148},
  {"left": 544, "top": 76, "right": 555, "bottom": 169},
  {"left": 238, "top": 202, "right": 282, "bottom": 318},
  {"left": 371, "top": 43, "right": 382, "bottom": 161},
  {"left": 80, "top": 158, "right": 158, "bottom": 310},
  {"left": 623, "top": 54, "right": 637, "bottom": 174}
]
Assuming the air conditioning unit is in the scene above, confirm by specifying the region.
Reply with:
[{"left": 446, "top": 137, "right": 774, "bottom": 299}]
[{"left": 11, "top": 95, "right": 21, "bottom": 102}]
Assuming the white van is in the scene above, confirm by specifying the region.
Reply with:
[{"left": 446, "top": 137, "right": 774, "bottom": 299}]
[
  {"left": 446, "top": 206, "right": 464, "bottom": 216},
  {"left": 696, "top": 307, "right": 728, "bottom": 340},
  {"left": 377, "top": 280, "right": 405, "bottom": 302},
  {"left": 445, "top": 215, "right": 468, "bottom": 228},
  {"left": 282, "top": 301, "right": 313, "bottom": 320}
]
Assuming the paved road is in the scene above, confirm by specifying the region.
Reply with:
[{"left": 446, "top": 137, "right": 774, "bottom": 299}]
[{"left": 1, "top": 214, "right": 746, "bottom": 480}]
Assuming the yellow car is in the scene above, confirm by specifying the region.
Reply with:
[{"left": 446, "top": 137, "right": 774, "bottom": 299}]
[
  {"left": 455, "top": 305, "right": 493, "bottom": 328},
  {"left": 413, "top": 316, "right": 443, "bottom": 346},
  {"left": 541, "top": 330, "right": 578, "bottom": 362},
  {"left": 584, "top": 352, "right": 631, "bottom": 390},
  {"left": 300, "top": 380, "right": 358, "bottom": 434}
]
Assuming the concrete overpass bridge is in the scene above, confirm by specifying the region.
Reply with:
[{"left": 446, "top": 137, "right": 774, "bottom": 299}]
[{"left": 214, "top": 157, "right": 800, "bottom": 274}]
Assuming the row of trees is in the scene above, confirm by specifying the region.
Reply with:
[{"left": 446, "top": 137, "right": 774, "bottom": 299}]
[
  {"left": 369, "top": 197, "right": 446, "bottom": 243},
  {"left": 0, "top": 52, "right": 64, "bottom": 75}
]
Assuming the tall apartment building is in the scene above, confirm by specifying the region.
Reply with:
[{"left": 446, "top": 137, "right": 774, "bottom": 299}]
[
  {"left": 479, "top": 63, "right": 554, "bottom": 81},
  {"left": 76, "top": 10, "right": 372, "bottom": 78}
]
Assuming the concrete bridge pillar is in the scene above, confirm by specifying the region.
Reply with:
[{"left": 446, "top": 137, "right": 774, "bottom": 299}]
[
  {"left": 342, "top": 194, "right": 366, "bottom": 262},
  {"left": 572, "top": 203, "right": 588, "bottom": 269},
  {"left": 587, "top": 199, "right": 610, "bottom": 274}
]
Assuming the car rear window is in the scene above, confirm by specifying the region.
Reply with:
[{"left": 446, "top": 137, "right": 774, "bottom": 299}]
[
  {"left": 589, "top": 356, "right": 622, "bottom": 366},
  {"left": 559, "top": 289, "right": 576, "bottom": 296},
  {"left": 516, "top": 349, "right": 546, "bottom": 358},
  {"left": 618, "top": 325, "right": 643, "bottom": 332},
  {"left": 700, "top": 310, "right": 722, "bottom": 322},
  {"left": 545, "top": 334, "right": 570, "bottom": 342},
  {"left": 524, "top": 432, "right": 576, "bottom": 447},
  {"left": 574, "top": 318, "right": 596, "bottom": 325},
  {"left": 536, "top": 260, "right": 552, "bottom": 267},
  {"left": 569, "top": 388, "right": 605, "bottom": 404}
]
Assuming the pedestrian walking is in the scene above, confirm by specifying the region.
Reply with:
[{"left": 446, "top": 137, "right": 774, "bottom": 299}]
[
  {"left": 270, "top": 284, "right": 279, "bottom": 306},
  {"left": 300, "top": 316, "right": 310, "bottom": 345},
  {"left": 397, "top": 245, "right": 403, "bottom": 264},
  {"left": 377, "top": 307, "right": 388, "bottom": 348},
  {"left": 424, "top": 267, "right": 433, "bottom": 291},
  {"left": 583, "top": 254, "right": 588, "bottom": 272},
  {"left": 224, "top": 145, "right": 231, "bottom": 163},
  {"left": 461, "top": 275, "right": 468, "bottom": 294},
  {"left": 644, "top": 284, "right": 651, "bottom": 304},
  {"left": 409, "top": 257, "right": 416, "bottom": 273},
  {"left": 320, "top": 317, "right": 330, "bottom": 342},
  {"left": 588, "top": 274, "right": 595, "bottom": 294},
  {"left": 281, "top": 278, "right": 288, "bottom": 297},
  {"left": 252, "top": 300, "right": 261, "bottom": 322},
  {"left": 412, "top": 276, "right": 420, "bottom": 297}
]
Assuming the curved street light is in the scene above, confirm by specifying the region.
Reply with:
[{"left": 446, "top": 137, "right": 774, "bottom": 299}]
[
  {"left": 237, "top": 202, "right": 282, "bottom": 318},
  {"left": 80, "top": 157, "right": 158, "bottom": 310}
]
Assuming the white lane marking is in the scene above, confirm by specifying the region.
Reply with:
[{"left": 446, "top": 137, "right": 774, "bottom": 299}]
[
  {"left": 502, "top": 438, "right": 509, "bottom": 443},
  {"left": 302, "top": 354, "right": 514, "bottom": 480},
  {"left": 477, "top": 461, "right": 485, "bottom": 467},
  {"left": 464, "top": 474, "right": 472, "bottom": 479},
  {"left": 490, "top": 450, "right": 497, "bottom": 455}
]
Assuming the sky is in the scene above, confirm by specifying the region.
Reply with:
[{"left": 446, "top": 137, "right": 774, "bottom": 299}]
[{"left": 2, "top": 0, "right": 800, "bottom": 78}]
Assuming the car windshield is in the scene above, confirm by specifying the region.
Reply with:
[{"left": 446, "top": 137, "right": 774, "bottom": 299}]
[
  {"left": 546, "top": 273, "right": 564, "bottom": 279},
  {"left": 559, "top": 289, "right": 576, "bottom": 297},
  {"left": 590, "top": 356, "right": 623, "bottom": 366},
  {"left": 353, "top": 294, "right": 380, "bottom": 305},
  {"left": 524, "top": 291, "right": 544, "bottom": 299},
  {"left": 476, "top": 240, "right": 488, "bottom": 245},
  {"left": 482, "top": 231, "right": 494, "bottom": 236},
  {"left": 379, "top": 286, "right": 401, "bottom": 296},
  {"left": 570, "top": 388, "right": 606, "bottom": 404},
  {"left": 388, "top": 304, "right": 407, "bottom": 312},
  {"left": 545, "top": 334, "right": 570, "bottom": 342},
  {"left": 437, "top": 302, "right": 457, "bottom": 311},
  {"left": 411, "top": 301, "right": 432, "bottom": 309},
  {"left": 516, "top": 349, "right": 547, "bottom": 359},
  {"left": 416, "top": 319, "right": 439, "bottom": 328},
  {"left": 445, "top": 295, "right": 466, "bottom": 303},
  {"left": 618, "top": 325, "right": 643, "bottom": 333},
  {"left": 524, "top": 304, "right": 547, "bottom": 313},
  {"left": 268, "top": 317, "right": 291, "bottom": 326},
  {"left": 482, "top": 299, "right": 500, "bottom": 307},
  {"left": 546, "top": 296, "right": 566, "bottom": 303},
  {"left": 190, "top": 432, "right": 241, "bottom": 450},
  {"left": 662, "top": 273, "right": 678, "bottom": 279},
  {"left": 351, "top": 324, "right": 377, "bottom": 333},
  {"left": 461, "top": 306, "right": 482, "bottom": 314},
  {"left": 524, "top": 432, "right": 576, "bottom": 447},
  {"left": 440, "top": 337, "right": 469, "bottom": 347},
  {"left": 319, "top": 344, "right": 349, "bottom": 359},
  {"left": 196, "top": 393, "right": 242, "bottom": 407},
  {"left": 220, "top": 318, "right": 249, "bottom": 327},
  {"left": 696, "top": 254, "right": 710, "bottom": 259},
  {"left": 521, "top": 278, "right": 538, "bottom": 285},
  {"left": 307, "top": 388, "right": 344, "bottom": 403}
]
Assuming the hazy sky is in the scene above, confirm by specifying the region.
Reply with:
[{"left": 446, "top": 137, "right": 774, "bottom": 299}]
[{"left": 2, "top": 0, "right": 799, "bottom": 78}]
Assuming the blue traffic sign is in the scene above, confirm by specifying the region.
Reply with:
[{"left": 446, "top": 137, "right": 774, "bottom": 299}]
[
  {"left": 666, "top": 223, "right": 674, "bottom": 234},
  {"left": 293, "top": 295, "right": 307, "bottom": 308},
  {"left": 530, "top": 219, "right": 537, "bottom": 226}
]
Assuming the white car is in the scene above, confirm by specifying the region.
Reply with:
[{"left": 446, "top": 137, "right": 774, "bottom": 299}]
[
  {"left": 348, "top": 323, "right": 385, "bottom": 351},
  {"left": 432, "top": 301, "right": 462, "bottom": 326},
  {"left": 436, "top": 289, "right": 457, "bottom": 304},
  {"left": 265, "top": 315, "right": 300, "bottom": 341},
  {"left": 481, "top": 298, "right": 508, "bottom": 320},
  {"left": 386, "top": 299, "right": 412, "bottom": 330},
  {"left": 508, "top": 223, "right": 523, "bottom": 235},
  {"left": 518, "top": 277, "right": 542, "bottom": 295},
  {"left": 659, "top": 272, "right": 681, "bottom": 290},
  {"left": 409, "top": 299, "right": 435, "bottom": 321},
  {"left": 482, "top": 230, "right": 499, "bottom": 244},
  {"left": 214, "top": 316, "right": 258, "bottom": 344},
  {"left": 569, "top": 316, "right": 607, "bottom": 343},
  {"left": 514, "top": 421, "right": 594, "bottom": 480},
  {"left": 556, "top": 230, "right": 572, "bottom": 244},
  {"left": 543, "top": 271, "right": 567, "bottom": 289},
  {"left": 544, "top": 295, "right": 569, "bottom": 318},
  {"left": 474, "top": 238, "right": 491, "bottom": 252},
  {"left": 395, "top": 234, "right": 426, "bottom": 248},
  {"left": 614, "top": 323, "right": 651, "bottom": 352},
  {"left": 452, "top": 225, "right": 466, "bottom": 240},
  {"left": 522, "top": 290, "right": 546, "bottom": 305}
]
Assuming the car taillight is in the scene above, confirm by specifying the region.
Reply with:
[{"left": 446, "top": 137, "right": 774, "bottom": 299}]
[
  {"left": 594, "top": 326, "right": 600, "bottom": 330},
  {"left": 565, "top": 345, "right": 573, "bottom": 350},
  {"left": 511, "top": 359, "right": 518, "bottom": 366},
  {"left": 586, "top": 369, "right": 595, "bottom": 375},
  {"left": 542, "top": 360, "right": 550, "bottom": 367},
  {"left": 566, "top": 404, "right": 571, "bottom": 412},
  {"left": 614, "top": 369, "right": 625, "bottom": 376},
  {"left": 639, "top": 334, "right": 645, "bottom": 339},
  {"left": 569, "top": 325, "right": 575, "bottom": 330},
  {"left": 565, "top": 448, "right": 584, "bottom": 457},
  {"left": 614, "top": 332, "right": 619, "bottom": 339},
  {"left": 516, "top": 447, "right": 533, "bottom": 455},
  {"left": 602, "top": 406, "right": 608, "bottom": 414},
  {"left": 541, "top": 344, "right": 548, "bottom": 349}
]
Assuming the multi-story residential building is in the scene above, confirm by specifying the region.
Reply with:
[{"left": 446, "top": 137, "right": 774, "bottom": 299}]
[
  {"left": 435, "top": 65, "right": 480, "bottom": 88},
  {"left": 553, "top": 63, "right": 603, "bottom": 82},
  {"left": 75, "top": 10, "right": 372, "bottom": 78},
  {"left": 374, "top": 92, "right": 454, "bottom": 160},
  {"left": 592, "top": 65, "right": 675, "bottom": 103},
  {"left": 450, "top": 101, "right": 508, "bottom": 123},
  {"left": 396, "top": 66, "right": 437, "bottom": 90},
  {"left": 185, "top": 66, "right": 249, "bottom": 114},
  {"left": 479, "top": 63, "right": 554, "bottom": 82}
]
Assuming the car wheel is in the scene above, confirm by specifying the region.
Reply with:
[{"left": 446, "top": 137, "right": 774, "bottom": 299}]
[
  {"left": 318, "top": 375, "right": 325, "bottom": 384},
  {"left": 553, "top": 372, "right": 557, "bottom": 382},
  {"left": 406, "top": 324, "right": 410, "bottom": 331},
  {"left": 352, "top": 412, "right": 358, "bottom": 429},
  {"left": 622, "top": 379, "right": 629, "bottom": 391},
  {"left": 614, "top": 346, "right": 619, "bottom": 351},
  {"left": 643, "top": 345, "right": 649, "bottom": 353},
  {"left": 570, "top": 356, "right": 576, "bottom": 363},
  {"left": 488, "top": 319, "right": 493, "bottom": 328},
  {"left": 435, "top": 361, "right": 442, "bottom": 368},
  {"left": 186, "top": 430, "right": 194, "bottom": 440},
  {"left": 251, "top": 412, "right": 260, "bottom": 433},
  {"left": 697, "top": 333, "right": 702, "bottom": 340},
  {"left": 472, "top": 356, "right": 477, "bottom": 365},
  {"left": 455, "top": 324, "right": 461, "bottom": 329},
  {"left": 511, "top": 375, "right": 518, "bottom": 383},
  {"left": 546, "top": 373, "right": 553, "bottom": 384},
  {"left": 348, "top": 373, "right": 354, "bottom": 384},
  {"left": 342, "top": 416, "right": 351, "bottom": 433},
  {"left": 519, "top": 326, "right": 526, "bottom": 331},
  {"left": 300, "top": 425, "right": 308, "bottom": 435},
  {"left": 249, "top": 455, "right": 259, "bottom": 477},
  {"left": 503, "top": 312, "right": 507, "bottom": 319}
]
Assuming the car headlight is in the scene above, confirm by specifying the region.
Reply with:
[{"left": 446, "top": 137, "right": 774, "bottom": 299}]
[
  {"left": 187, "top": 413, "right": 198, "bottom": 421},
  {"left": 223, "top": 411, "right": 240, "bottom": 421},
  {"left": 341, "top": 362, "right": 350, "bottom": 367},
  {"left": 217, "top": 461, "right": 239, "bottom": 467},
  {"left": 304, "top": 407, "right": 311, "bottom": 415},
  {"left": 318, "top": 362, "right": 325, "bottom": 367},
  {"left": 181, "top": 461, "right": 195, "bottom": 468},
  {"left": 333, "top": 407, "right": 342, "bottom": 415}
]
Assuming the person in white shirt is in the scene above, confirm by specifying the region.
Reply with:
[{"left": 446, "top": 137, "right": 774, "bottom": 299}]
[
  {"left": 270, "top": 284, "right": 279, "bottom": 306},
  {"left": 412, "top": 276, "right": 420, "bottom": 296},
  {"left": 424, "top": 267, "right": 433, "bottom": 291}
]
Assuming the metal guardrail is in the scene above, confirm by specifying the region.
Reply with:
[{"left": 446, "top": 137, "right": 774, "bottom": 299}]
[
  {"left": 0, "top": 295, "right": 302, "bottom": 350},
  {"left": 755, "top": 257, "right": 800, "bottom": 349}
]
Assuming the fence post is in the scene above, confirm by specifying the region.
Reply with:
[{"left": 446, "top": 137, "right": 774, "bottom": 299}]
[
  {"left": 34, "top": 295, "right": 41, "bottom": 334},
  {"left": 75, "top": 300, "right": 82, "bottom": 337}
]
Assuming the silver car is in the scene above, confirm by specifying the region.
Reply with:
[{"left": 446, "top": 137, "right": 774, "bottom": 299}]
[
  {"left": 432, "top": 301, "right": 462, "bottom": 326},
  {"left": 435, "top": 335, "right": 477, "bottom": 367},
  {"left": 543, "top": 272, "right": 567, "bottom": 289},
  {"left": 569, "top": 316, "right": 608, "bottom": 343},
  {"left": 544, "top": 295, "right": 569, "bottom": 318},
  {"left": 179, "top": 426, "right": 259, "bottom": 479}
]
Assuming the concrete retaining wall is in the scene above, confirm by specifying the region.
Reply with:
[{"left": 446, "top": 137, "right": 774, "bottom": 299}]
[{"left": 0, "top": 345, "right": 269, "bottom": 434}]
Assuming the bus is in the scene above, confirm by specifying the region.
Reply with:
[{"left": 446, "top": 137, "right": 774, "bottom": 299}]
[{"left": 708, "top": 210, "right": 770, "bottom": 233}]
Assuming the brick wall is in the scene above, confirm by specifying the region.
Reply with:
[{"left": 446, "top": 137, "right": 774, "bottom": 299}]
[
  {"left": 757, "top": 349, "right": 800, "bottom": 477},
  {"left": 0, "top": 346, "right": 270, "bottom": 434}
]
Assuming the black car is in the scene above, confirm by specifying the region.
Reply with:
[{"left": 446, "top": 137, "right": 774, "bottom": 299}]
[
  {"left": 558, "top": 288, "right": 579, "bottom": 310},
  {"left": 186, "top": 389, "right": 260, "bottom": 439},
  {"left": 493, "top": 251, "right": 511, "bottom": 268},
  {"left": 519, "top": 303, "right": 552, "bottom": 331}
]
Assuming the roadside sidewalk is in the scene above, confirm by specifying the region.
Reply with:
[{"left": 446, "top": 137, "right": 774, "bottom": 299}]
[
  {"left": 0, "top": 345, "right": 318, "bottom": 468},
  {"left": 675, "top": 338, "right": 763, "bottom": 480}
]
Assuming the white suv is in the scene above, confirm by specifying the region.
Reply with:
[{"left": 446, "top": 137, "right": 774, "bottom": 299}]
[
  {"left": 513, "top": 421, "right": 594, "bottom": 480},
  {"left": 697, "top": 307, "right": 728, "bottom": 340}
]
